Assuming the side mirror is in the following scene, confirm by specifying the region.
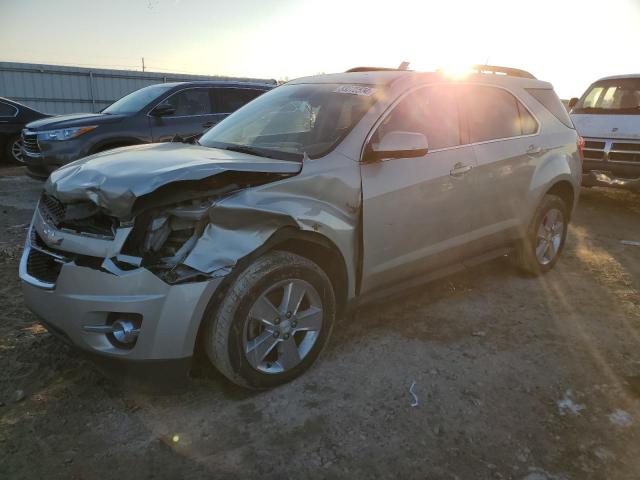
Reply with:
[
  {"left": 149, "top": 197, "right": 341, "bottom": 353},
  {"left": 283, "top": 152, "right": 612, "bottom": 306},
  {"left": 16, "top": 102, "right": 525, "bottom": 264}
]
[
  {"left": 568, "top": 97, "right": 579, "bottom": 109},
  {"left": 151, "top": 103, "right": 176, "bottom": 117},
  {"left": 366, "top": 131, "right": 429, "bottom": 162}
]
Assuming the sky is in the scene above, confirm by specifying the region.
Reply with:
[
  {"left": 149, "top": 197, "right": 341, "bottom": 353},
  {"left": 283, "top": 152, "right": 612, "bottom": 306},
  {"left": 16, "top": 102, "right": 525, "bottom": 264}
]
[{"left": 1, "top": 0, "right": 639, "bottom": 98}]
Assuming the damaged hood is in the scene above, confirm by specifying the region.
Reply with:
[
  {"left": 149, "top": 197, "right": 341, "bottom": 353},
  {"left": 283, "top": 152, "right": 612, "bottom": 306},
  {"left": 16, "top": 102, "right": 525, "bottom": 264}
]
[
  {"left": 45, "top": 142, "right": 302, "bottom": 218},
  {"left": 571, "top": 114, "right": 640, "bottom": 140}
]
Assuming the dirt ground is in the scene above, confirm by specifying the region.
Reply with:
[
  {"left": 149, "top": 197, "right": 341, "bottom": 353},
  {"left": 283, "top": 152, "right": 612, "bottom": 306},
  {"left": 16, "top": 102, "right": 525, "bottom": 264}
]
[{"left": 0, "top": 165, "right": 639, "bottom": 480}]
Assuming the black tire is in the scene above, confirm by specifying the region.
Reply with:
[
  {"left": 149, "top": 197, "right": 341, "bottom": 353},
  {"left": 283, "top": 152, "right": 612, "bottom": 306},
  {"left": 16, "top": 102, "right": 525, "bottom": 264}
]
[
  {"left": 202, "top": 250, "right": 336, "bottom": 389},
  {"left": 511, "top": 194, "right": 569, "bottom": 276},
  {"left": 3, "top": 135, "right": 24, "bottom": 165}
]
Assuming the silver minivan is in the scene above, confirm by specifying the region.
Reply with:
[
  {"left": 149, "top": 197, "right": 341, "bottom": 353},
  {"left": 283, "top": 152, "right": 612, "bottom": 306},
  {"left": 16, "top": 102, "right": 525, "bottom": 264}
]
[{"left": 20, "top": 65, "right": 582, "bottom": 388}]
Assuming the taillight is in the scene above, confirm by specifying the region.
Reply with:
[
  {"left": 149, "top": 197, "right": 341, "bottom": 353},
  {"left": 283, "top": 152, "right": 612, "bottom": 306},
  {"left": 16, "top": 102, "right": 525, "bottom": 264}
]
[{"left": 577, "top": 136, "right": 585, "bottom": 163}]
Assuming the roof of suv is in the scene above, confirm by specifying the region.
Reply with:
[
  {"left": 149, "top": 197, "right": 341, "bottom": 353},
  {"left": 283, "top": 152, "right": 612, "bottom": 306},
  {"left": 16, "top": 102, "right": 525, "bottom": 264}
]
[
  {"left": 288, "top": 70, "right": 552, "bottom": 89},
  {"left": 160, "top": 80, "right": 276, "bottom": 89},
  {"left": 595, "top": 74, "right": 640, "bottom": 81}
]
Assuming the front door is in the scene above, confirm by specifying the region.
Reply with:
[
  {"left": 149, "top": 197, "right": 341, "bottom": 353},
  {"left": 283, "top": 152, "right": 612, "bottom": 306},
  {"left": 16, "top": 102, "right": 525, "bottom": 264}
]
[
  {"left": 360, "top": 85, "right": 478, "bottom": 294},
  {"left": 150, "top": 87, "right": 220, "bottom": 142}
]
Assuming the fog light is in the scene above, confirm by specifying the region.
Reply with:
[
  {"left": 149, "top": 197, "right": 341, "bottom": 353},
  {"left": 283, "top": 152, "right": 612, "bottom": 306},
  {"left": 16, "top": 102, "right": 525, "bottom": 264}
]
[
  {"left": 112, "top": 319, "right": 140, "bottom": 344},
  {"left": 107, "top": 313, "right": 142, "bottom": 349}
]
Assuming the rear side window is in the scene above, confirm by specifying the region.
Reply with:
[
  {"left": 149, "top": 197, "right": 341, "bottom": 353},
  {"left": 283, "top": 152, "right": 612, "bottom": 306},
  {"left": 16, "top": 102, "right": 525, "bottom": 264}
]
[
  {"left": 526, "top": 88, "right": 574, "bottom": 128},
  {"left": 518, "top": 102, "right": 538, "bottom": 135},
  {"left": 463, "top": 86, "right": 536, "bottom": 142},
  {"left": 165, "top": 88, "right": 213, "bottom": 116},
  {"left": 376, "top": 85, "right": 461, "bottom": 150},
  {"left": 216, "top": 88, "right": 265, "bottom": 114},
  {"left": 0, "top": 102, "right": 18, "bottom": 117}
]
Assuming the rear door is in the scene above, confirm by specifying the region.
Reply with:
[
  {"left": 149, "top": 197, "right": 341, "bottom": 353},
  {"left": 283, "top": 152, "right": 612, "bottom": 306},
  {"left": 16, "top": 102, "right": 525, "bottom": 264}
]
[
  {"left": 360, "top": 85, "right": 478, "bottom": 293},
  {"left": 150, "top": 87, "right": 218, "bottom": 141},
  {"left": 460, "top": 85, "right": 540, "bottom": 244}
]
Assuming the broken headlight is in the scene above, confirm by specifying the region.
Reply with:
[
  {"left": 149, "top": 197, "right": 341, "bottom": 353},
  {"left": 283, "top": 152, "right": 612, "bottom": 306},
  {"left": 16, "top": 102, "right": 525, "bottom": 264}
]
[{"left": 140, "top": 202, "right": 210, "bottom": 267}]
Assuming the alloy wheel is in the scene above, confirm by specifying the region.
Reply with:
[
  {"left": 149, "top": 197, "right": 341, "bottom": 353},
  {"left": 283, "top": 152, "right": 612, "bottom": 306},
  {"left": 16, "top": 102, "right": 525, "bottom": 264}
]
[
  {"left": 243, "top": 279, "right": 323, "bottom": 374},
  {"left": 535, "top": 208, "right": 564, "bottom": 265},
  {"left": 11, "top": 138, "right": 24, "bottom": 163}
]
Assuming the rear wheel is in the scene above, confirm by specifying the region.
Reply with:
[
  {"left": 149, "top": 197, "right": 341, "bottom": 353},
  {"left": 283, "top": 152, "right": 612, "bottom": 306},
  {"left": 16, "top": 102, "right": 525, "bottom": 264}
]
[
  {"left": 203, "top": 251, "right": 336, "bottom": 389},
  {"left": 3, "top": 135, "right": 24, "bottom": 164},
  {"left": 511, "top": 194, "right": 569, "bottom": 275}
]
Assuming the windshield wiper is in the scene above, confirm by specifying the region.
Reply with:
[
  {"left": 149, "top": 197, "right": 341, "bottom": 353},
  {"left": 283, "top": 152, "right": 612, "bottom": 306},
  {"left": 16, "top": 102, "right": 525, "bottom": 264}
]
[{"left": 223, "top": 144, "right": 276, "bottom": 159}]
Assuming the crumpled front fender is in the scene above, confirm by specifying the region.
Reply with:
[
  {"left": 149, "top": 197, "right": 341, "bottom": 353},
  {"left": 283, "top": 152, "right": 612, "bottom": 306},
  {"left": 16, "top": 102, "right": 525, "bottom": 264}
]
[{"left": 182, "top": 155, "right": 362, "bottom": 298}]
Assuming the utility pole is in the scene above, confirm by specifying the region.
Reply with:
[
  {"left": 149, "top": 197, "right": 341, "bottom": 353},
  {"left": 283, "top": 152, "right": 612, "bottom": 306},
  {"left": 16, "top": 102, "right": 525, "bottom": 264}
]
[{"left": 141, "top": 57, "right": 145, "bottom": 72}]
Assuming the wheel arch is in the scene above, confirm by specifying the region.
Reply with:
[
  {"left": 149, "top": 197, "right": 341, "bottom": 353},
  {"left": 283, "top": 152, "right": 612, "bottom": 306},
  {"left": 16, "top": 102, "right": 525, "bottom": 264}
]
[
  {"left": 266, "top": 229, "right": 349, "bottom": 318},
  {"left": 545, "top": 180, "right": 576, "bottom": 218},
  {"left": 191, "top": 226, "right": 349, "bottom": 360},
  {"left": 88, "top": 137, "right": 145, "bottom": 155},
  {"left": 228, "top": 226, "right": 349, "bottom": 318}
]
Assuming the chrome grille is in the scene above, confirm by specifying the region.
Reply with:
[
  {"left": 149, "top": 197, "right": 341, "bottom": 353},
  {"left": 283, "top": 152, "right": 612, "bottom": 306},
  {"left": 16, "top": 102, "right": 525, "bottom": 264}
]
[
  {"left": 39, "top": 194, "right": 66, "bottom": 226},
  {"left": 583, "top": 140, "right": 605, "bottom": 160},
  {"left": 26, "top": 246, "right": 63, "bottom": 284},
  {"left": 583, "top": 138, "right": 640, "bottom": 164},
  {"left": 26, "top": 231, "right": 69, "bottom": 285},
  {"left": 610, "top": 142, "right": 640, "bottom": 164},
  {"left": 21, "top": 130, "right": 41, "bottom": 157}
]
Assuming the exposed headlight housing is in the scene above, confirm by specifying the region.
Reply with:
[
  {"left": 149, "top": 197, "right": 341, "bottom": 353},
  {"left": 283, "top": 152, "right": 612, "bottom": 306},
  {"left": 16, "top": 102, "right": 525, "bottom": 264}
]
[
  {"left": 38, "top": 125, "right": 98, "bottom": 142},
  {"left": 139, "top": 201, "right": 210, "bottom": 268}
]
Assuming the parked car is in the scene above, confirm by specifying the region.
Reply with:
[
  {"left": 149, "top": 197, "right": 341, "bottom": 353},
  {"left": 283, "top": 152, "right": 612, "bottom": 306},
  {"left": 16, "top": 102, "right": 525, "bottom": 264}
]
[
  {"left": 21, "top": 81, "right": 274, "bottom": 179},
  {"left": 0, "top": 97, "right": 49, "bottom": 164},
  {"left": 569, "top": 74, "right": 640, "bottom": 191},
  {"left": 20, "top": 66, "right": 581, "bottom": 389}
]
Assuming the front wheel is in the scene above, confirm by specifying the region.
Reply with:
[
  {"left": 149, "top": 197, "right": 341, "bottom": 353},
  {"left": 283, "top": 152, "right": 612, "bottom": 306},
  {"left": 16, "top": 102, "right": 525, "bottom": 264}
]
[
  {"left": 3, "top": 135, "right": 24, "bottom": 164},
  {"left": 511, "top": 194, "right": 569, "bottom": 275},
  {"left": 203, "top": 251, "right": 336, "bottom": 389}
]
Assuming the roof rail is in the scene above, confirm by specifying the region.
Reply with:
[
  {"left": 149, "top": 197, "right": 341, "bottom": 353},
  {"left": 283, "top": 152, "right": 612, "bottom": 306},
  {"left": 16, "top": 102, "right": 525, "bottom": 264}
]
[
  {"left": 471, "top": 65, "right": 536, "bottom": 79},
  {"left": 346, "top": 66, "right": 408, "bottom": 73}
]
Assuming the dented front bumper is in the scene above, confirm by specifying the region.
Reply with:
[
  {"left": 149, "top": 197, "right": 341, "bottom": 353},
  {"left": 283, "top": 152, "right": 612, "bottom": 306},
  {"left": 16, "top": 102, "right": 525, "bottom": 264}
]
[
  {"left": 19, "top": 224, "right": 223, "bottom": 362},
  {"left": 582, "top": 170, "right": 640, "bottom": 191}
]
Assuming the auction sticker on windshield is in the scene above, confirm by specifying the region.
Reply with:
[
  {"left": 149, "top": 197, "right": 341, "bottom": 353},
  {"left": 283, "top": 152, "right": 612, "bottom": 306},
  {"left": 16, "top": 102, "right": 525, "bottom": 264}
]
[{"left": 333, "top": 85, "right": 377, "bottom": 96}]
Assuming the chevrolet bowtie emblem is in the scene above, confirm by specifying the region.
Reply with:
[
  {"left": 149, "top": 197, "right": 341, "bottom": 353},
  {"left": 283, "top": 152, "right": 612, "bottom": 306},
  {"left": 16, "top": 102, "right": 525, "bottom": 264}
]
[{"left": 42, "top": 224, "right": 63, "bottom": 246}]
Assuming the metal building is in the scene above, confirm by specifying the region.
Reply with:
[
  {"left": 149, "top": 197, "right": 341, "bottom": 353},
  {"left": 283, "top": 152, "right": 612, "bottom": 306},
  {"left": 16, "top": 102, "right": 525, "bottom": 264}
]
[{"left": 0, "top": 61, "right": 276, "bottom": 114}]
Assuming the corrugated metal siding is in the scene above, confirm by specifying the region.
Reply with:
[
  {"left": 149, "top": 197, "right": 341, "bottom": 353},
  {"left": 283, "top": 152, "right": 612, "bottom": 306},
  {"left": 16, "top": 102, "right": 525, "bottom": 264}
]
[{"left": 0, "top": 62, "right": 276, "bottom": 114}]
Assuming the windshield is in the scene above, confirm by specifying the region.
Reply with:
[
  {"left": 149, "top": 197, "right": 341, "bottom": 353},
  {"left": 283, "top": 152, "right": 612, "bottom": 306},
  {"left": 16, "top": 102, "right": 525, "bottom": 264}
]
[
  {"left": 103, "top": 84, "right": 174, "bottom": 114},
  {"left": 573, "top": 79, "right": 640, "bottom": 114},
  {"left": 199, "top": 83, "right": 378, "bottom": 160}
]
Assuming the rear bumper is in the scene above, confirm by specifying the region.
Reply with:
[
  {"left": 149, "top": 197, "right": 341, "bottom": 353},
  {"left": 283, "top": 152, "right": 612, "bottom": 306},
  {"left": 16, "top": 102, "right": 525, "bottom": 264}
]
[{"left": 20, "top": 241, "right": 223, "bottom": 362}]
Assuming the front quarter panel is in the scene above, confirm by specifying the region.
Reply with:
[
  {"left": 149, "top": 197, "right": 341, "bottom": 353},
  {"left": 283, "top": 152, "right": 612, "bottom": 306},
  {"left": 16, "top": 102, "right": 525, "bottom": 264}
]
[{"left": 183, "top": 153, "right": 362, "bottom": 299}]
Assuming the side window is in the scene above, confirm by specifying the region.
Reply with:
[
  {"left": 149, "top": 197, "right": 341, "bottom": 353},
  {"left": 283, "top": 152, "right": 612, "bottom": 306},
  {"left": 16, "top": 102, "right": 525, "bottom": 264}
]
[
  {"left": 165, "top": 88, "right": 213, "bottom": 116},
  {"left": 216, "top": 88, "right": 264, "bottom": 113},
  {"left": 463, "top": 86, "right": 538, "bottom": 141},
  {"left": 0, "top": 102, "right": 18, "bottom": 117},
  {"left": 464, "top": 86, "right": 522, "bottom": 142},
  {"left": 526, "top": 88, "right": 572, "bottom": 128},
  {"left": 376, "top": 86, "right": 461, "bottom": 150},
  {"left": 517, "top": 101, "right": 538, "bottom": 135}
]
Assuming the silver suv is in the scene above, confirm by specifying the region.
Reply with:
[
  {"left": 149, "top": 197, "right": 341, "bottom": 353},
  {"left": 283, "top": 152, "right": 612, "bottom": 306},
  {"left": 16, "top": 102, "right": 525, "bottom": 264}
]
[{"left": 20, "top": 65, "right": 582, "bottom": 388}]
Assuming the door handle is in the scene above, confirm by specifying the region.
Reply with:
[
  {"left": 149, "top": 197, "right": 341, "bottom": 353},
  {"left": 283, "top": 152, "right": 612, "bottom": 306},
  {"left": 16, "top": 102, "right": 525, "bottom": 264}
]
[
  {"left": 526, "top": 144, "right": 543, "bottom": 156},
  {"left": 450, "top": 162, "right": 472, "bottom": 177},
  {"left": 202, "top": 121, "right": 215, "bottom": 128}
]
